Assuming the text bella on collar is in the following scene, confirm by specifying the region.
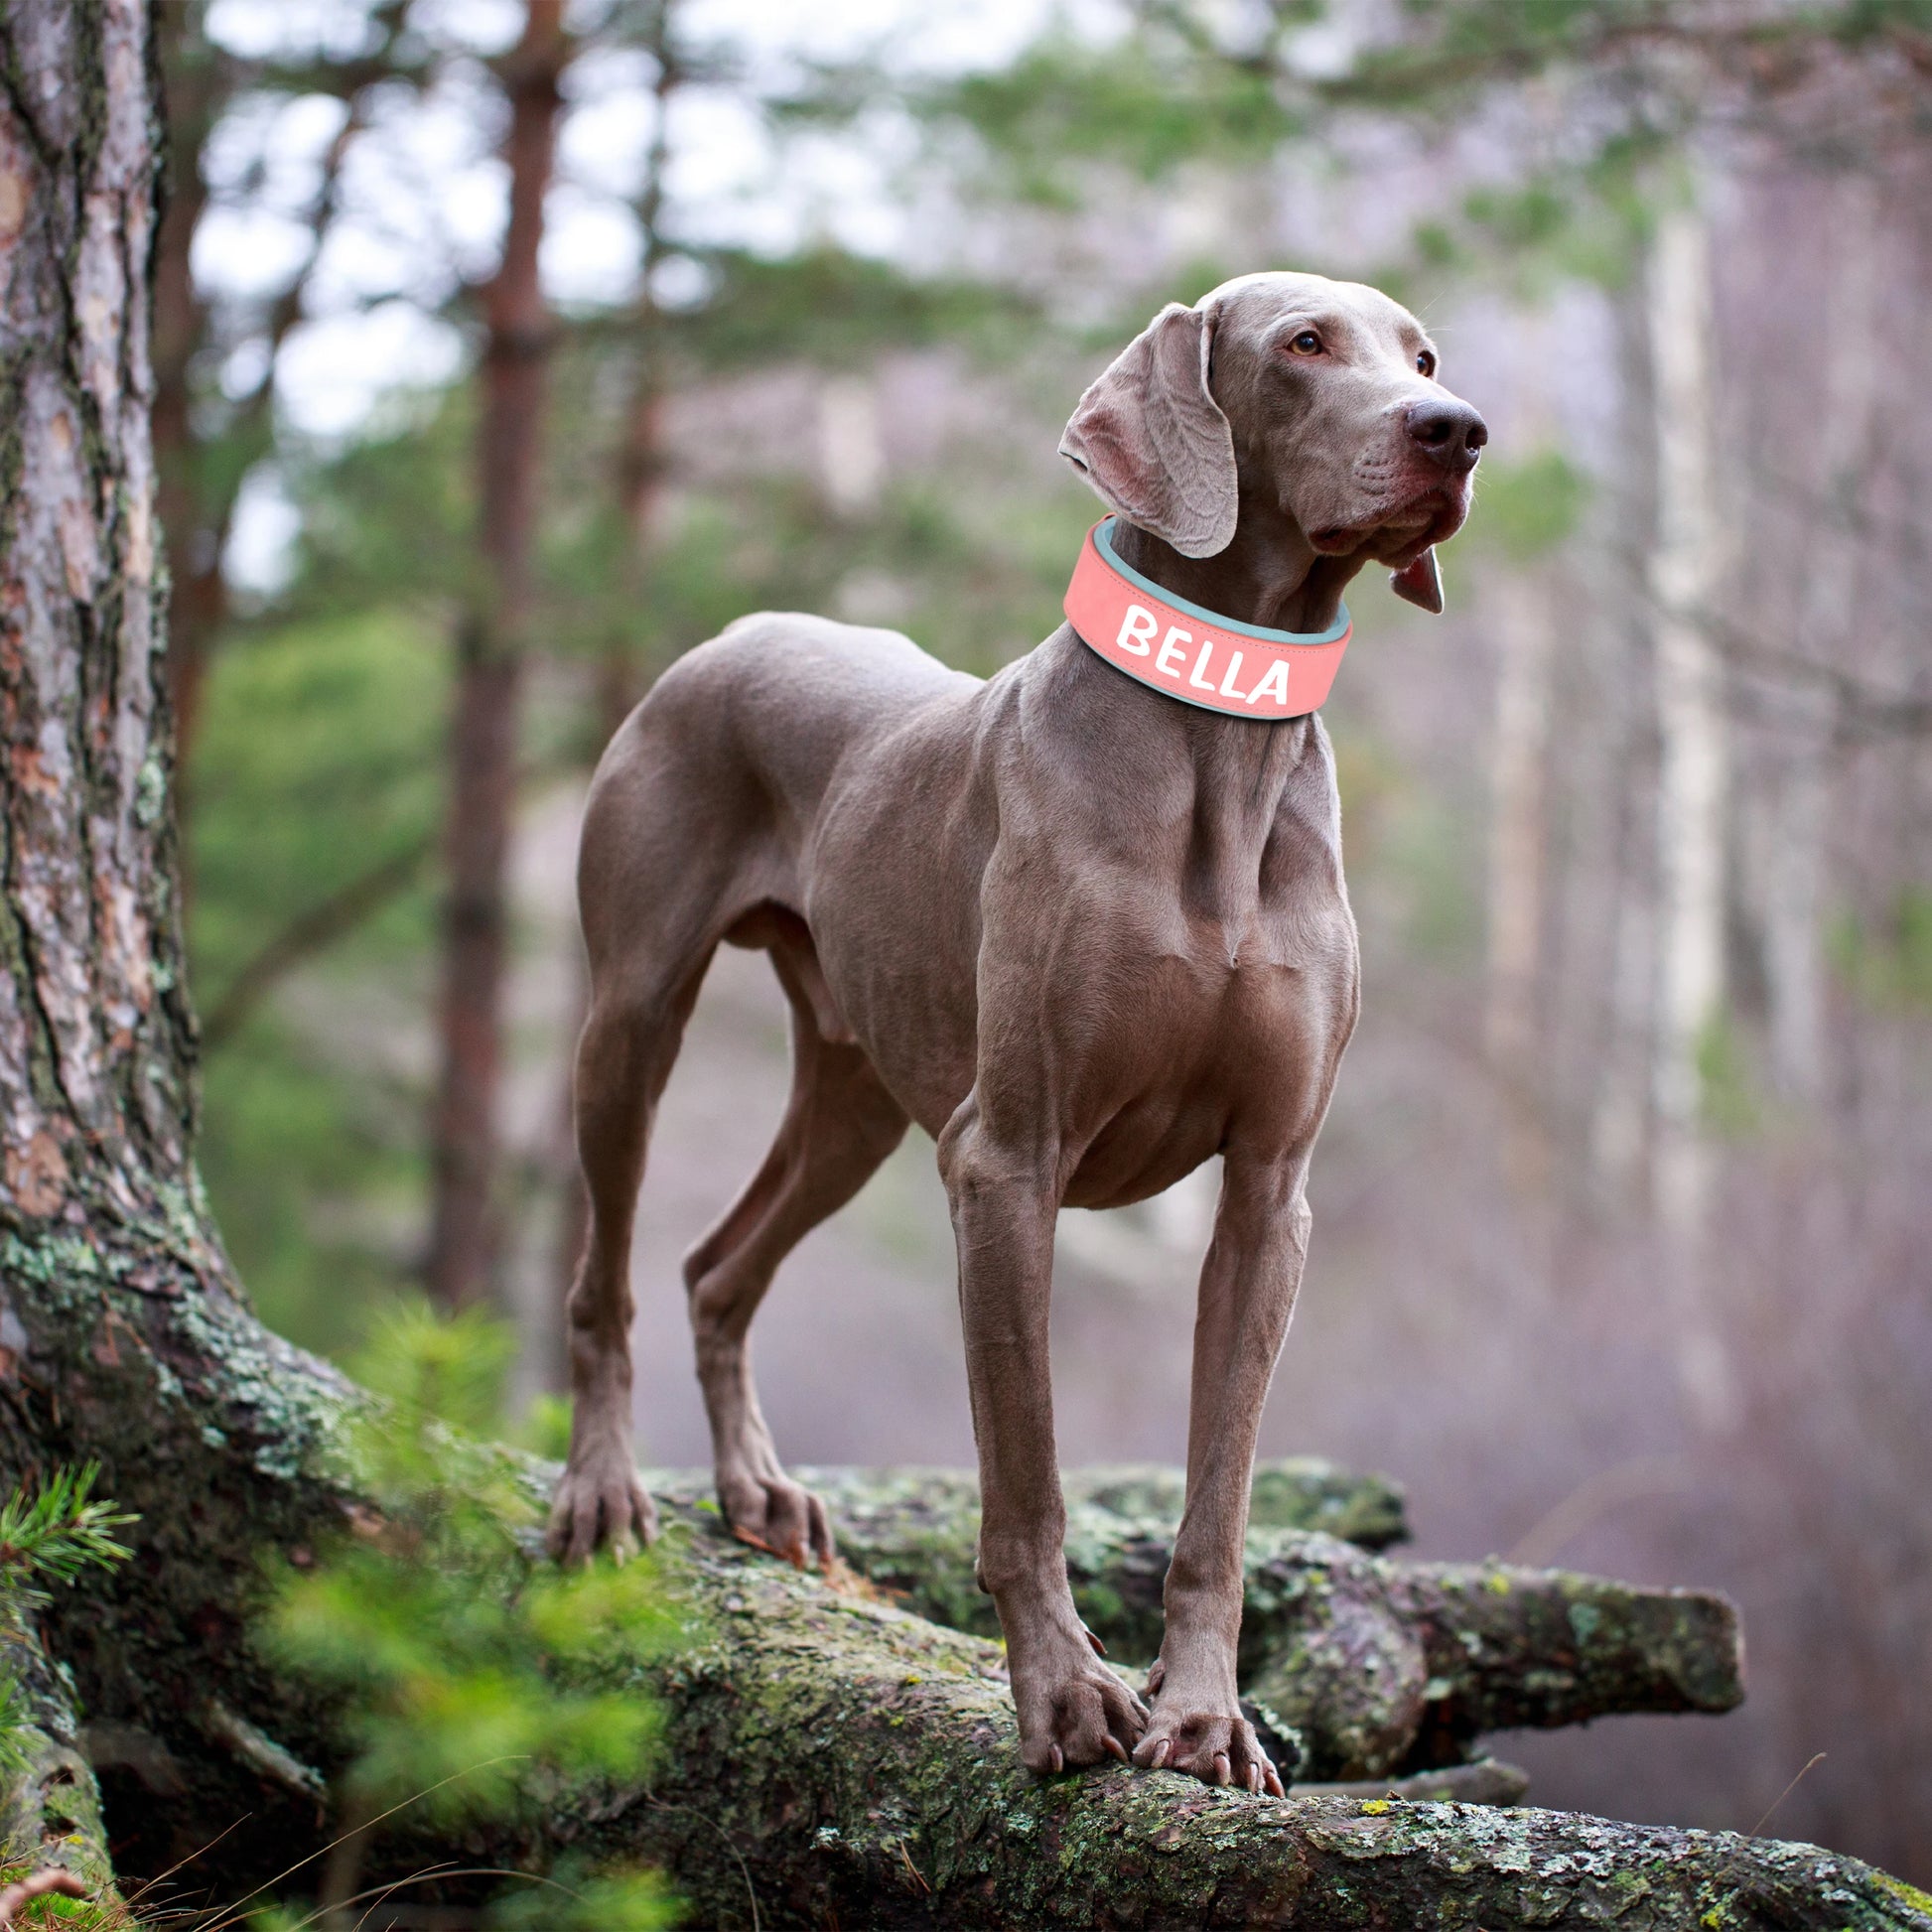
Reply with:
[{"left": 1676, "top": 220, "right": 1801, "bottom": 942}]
[{"left": 1063, "top": 516, "right": 1351, "bottom": 720}]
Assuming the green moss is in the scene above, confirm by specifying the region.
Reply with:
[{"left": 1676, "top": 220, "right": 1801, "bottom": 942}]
[{"left": 1875, "top": 1873, "right": 1932, "bottom": 1918}]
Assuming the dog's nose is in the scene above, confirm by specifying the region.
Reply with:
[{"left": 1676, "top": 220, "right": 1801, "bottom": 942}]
[{"left": 1405, "top": 398, "right": 1487, "bottom": 474}]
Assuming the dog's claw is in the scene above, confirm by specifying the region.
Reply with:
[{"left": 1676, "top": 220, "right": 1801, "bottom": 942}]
[
  {"left": 1013, "top": 1627, "right": 1148, "bottom": 1777},
  {"left": 1083, "top": 1625, "right": 1108, "bottom": 1658},
  {"left": 547, "top": 1439, "right": 658, "bottom": 1569},
  {"left": 721, "top": 1468, "right": 837, "bottom": 1572},
  {"left": 1135, "top": 1704, "right": 1277, "bottom": 1794}
]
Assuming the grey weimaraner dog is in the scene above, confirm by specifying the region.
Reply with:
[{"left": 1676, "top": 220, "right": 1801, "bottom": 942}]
[{"left": 549, "top": 270, "right": 1486, "bottom": 1793}]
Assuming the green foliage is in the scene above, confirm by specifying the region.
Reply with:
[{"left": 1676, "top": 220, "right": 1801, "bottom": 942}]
[
  {"left": 264, "top": 1303, "right": 677, "bottom": 1825},
  {"left": 666, "top": 245, "right": 1037, "bottom": 371},
  {"left": 351, "top": 1299, "right": 520, "bottom": 1441},
  {"left": 1471, "top": 449, "right": 1590, "bottom": 563},
  {"left": 189, "top": 608, "right": 445, "bottom": 994},
  {"left": 1696, "top": 1010, "right": 1761, "bottom": 1139},
  {"left": 0, "top": 1466, "right": 135, "bottom": 1606},
  {"left": 258, "top": 1306, "right": 678, "bottom": 1923},
  {"left": 1334, "top": 0, "right": 1925, "bottom": 109},
  {"left": 189, "top": 607, "right": 446, "bottom": 1354},
  {"left": 1831, "top": 888, "right": 1932, "bottom": 1010},
  {"left": 485, "top": 1861, "right": 677, "bottom": 1931},
  {"left": 921, "top": 34, "right": 1305, "bottom": 203},
  {"left": 276, "top": 398, "right": 478, "bottom": 624},
  {"left": 521, "top": 1392, "right": 574, "bottom": 1463},
  {"left": 0, "top": 1467, "right": 133, "bottom": 1778},
  {"left": 1384, "top": 791, "right": 1485, "bottom": 965}
]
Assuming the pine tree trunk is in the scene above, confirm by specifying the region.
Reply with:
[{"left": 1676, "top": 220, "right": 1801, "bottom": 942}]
[
  {"left": 537, "top": 1, "right": 680, "bottom": 1385},
  {"left": 426, "top": 0, "right": 570, "bottom": 1311},
  {"left": 1758, "top": 174, "right": 1879, "bottom": 1104},
  {"left": 150, "top": 0, "right": 221, "bottom": 800},
  {"left": 1484, "top": 570, "right": 1554, "bottom": 1187},
  {"left": 1645, "top": 195, "right": 1736, "bottom": 1429}
]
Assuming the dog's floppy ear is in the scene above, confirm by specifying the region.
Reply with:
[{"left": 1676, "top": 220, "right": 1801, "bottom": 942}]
[
  {"left": 1390, "top": 547, "right": 1445, "bottom": 615},
  {"left": 1059, "top": 302, "right": 1237, "bottom": 559}
]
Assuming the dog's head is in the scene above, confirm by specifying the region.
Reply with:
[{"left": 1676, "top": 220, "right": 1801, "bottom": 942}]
[{"left": 1059, "top": 272, "right": 1486, "bottom": 614}]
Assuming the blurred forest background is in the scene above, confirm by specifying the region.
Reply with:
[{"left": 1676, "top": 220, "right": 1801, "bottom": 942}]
[{"left": 162, "top": 0, "right": 1932, "bottom": 1888}]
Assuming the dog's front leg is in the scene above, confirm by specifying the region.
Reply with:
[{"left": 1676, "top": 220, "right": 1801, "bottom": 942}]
[
  {"left": 1134, "top": 1155, "right": 1309, "bottom": 1795},
  {"left": 939, "top": 1111, "right": 1149, "bottom": 1773}
]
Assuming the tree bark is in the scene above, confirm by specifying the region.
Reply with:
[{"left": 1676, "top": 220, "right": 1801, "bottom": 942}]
[
  {"left": 151, "top": 0, "right": 220, "bottom": 785},
  {"left": 150, "top": 3, "right": 369, "bottom": 821},
  {"left": 0, "top": 1625, "right": 117, "bottom": 1912},
  {"left": 426, "top": 0, "right": 570, "bottom": 1311}
]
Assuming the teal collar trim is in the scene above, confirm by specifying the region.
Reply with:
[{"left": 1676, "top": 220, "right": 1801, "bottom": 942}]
[{"left": 1092, "top": 516, "right": 1351, "bottom": 646}]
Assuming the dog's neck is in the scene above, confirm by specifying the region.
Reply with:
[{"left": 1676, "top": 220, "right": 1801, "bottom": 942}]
[{"left": 1103, "top": 494, "right": 1368, "bottom": 635}]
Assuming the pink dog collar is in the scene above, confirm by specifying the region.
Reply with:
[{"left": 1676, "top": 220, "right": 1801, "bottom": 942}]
[{"left": 1064, "top": 517, "right": 1351, "bottom": 719}]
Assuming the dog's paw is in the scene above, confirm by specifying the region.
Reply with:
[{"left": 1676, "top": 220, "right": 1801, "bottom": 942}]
[
  {"left": 1134, "top": 1703, "right": 1285, "bottom": 1796},
  {"left": 720, "top": 1468, "right": 833, "bottom": 1573},
  {"left": 547, "top": 1439, "right": 658, "bottom": 1568},
  {"left": 1012, "top": 1646, "right": 1149, "bottom": 1774}
]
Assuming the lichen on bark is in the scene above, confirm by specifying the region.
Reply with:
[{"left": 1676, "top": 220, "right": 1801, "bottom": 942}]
[{"left": 704, "top": 1460, "right": 1740, "bottom": 1779}]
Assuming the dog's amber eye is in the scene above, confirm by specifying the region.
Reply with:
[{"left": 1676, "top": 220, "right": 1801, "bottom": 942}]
[
  {"left": 1417, "top": 349, "right": 1437, "bottom": 377},
  {"left": 1287, "top": 331, "right": 1323, "bottom": 356}
]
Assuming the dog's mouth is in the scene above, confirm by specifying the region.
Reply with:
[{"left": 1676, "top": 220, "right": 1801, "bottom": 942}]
[{"left": 1310, "top": 483, "right": 1469, "bottom": 563}]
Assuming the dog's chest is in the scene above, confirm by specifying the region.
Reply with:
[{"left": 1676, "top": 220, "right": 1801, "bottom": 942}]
[{"left": 1042, "top": 862, "right": 1359, "bottom": 1208}]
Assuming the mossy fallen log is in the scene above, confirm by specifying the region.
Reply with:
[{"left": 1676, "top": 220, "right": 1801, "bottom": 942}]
[
  {"left": 1240, "top": 1532, "right": 1740, "bottom": 1779},
  {"left": 0, "top": 1278, "right": 1917, "bottom": 1932},
  {"left": 0, "top": 1627, "right": 119, "bottom": 1920},
  {"left": 550, "top": 1496, "right": 1929, "bottom": 1932},
  {"left": 659, "top": 1462, "right": 1739, "bottom": 1779}
]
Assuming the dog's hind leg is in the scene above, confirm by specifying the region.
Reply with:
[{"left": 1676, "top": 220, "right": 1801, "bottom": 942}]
[
  {"left": 547, "top": 933, "right": 715, "bottom": 1565},
  {"left": 548, "top": 721, "right": 759, "bottom": 1565},
  {"left": 681, "top": 909, "right": 908, "bottom": 1569}
]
